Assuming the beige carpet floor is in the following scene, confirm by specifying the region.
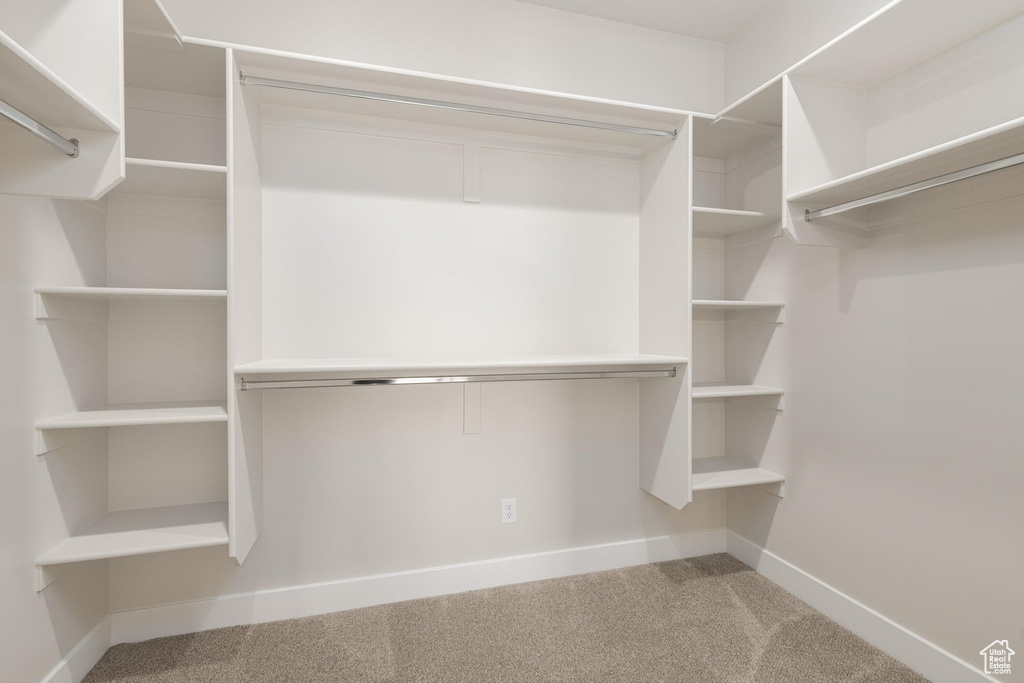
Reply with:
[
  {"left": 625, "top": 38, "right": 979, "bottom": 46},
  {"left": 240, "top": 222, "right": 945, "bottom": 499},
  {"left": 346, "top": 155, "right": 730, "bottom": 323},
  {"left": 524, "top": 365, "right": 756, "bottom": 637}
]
[{"left": 85, "top": 554, "right": 928, "bottom": 682}]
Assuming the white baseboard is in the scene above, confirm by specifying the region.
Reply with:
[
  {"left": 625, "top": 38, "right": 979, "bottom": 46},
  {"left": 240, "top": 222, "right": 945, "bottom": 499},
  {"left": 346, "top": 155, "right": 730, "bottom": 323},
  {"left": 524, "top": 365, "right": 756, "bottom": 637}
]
[
  {"left": 111, "top": 529, "right": 726, "bottom": 645},
  {"left": 726, "top": 531, "right": 996, "bottom": 683},
  {"left": 40, "top": 615, "right": 111, "bottom": 683}
]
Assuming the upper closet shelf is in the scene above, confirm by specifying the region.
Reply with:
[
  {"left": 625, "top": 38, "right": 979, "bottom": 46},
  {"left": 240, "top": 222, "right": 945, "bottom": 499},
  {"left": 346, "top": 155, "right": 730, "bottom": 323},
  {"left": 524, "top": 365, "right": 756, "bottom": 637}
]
[
  {"left": 35, "top": 286, "right": 227, "bottom": 302},
  {"left": 114, "top": 158, "right": 227, "bottom": 200},
  {"left": 789, "top": 116, "right": 1024, "bottom": 210},
  {"left": 232, "top": 48, "right": 690, "bottom": 148},
  {"left": 35, "top": 502, "right": 228, "bottom": 568},
  {"left": 693, "top": 207, "right": 778, "bottom": 238},
  {"left": 0, "top": 30, "right": 120, "bottom": 134},
  {"left": 235, "top": 354, "right": 687, "bottom": 375}
]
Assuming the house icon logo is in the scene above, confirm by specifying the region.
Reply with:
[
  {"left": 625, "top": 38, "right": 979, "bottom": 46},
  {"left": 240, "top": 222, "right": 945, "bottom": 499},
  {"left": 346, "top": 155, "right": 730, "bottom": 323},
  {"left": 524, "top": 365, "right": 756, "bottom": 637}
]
[{"left": 980, "top": 640, "right": 1014, "bottom": 675}]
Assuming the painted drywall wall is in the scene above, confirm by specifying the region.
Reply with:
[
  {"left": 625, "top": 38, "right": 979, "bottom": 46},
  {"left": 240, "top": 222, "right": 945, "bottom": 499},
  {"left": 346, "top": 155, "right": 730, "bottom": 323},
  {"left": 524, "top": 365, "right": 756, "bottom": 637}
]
[
  {"left": 724, "top": 176, "right": 1024, "bottom": 671},
  {"left": 0, "top": 195, "right": 110, "bottom": 682},
  {"left": 724, "top": 0, "right": 896, "bottom": 105},
  {"left": 158, "top": 0, "right": 725, "bottom": 113}
]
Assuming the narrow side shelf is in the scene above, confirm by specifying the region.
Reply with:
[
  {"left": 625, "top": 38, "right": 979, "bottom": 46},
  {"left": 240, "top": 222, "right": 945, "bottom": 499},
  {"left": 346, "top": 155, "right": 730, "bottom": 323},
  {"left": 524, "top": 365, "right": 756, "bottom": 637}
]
[
  {"left": 788, "top": 115, "right": 1024, "bottom": 209},
  {"left": 116, "top": 158, "right": 227, "bottom": 200},
  {"left": 692, "top": 456, "right": 785, "bottom": 491},
  {"left": 692, "top": 300, "right": 785, "bottom": 311},
  {"left": 35, "top": 286, "right": 227, "bottom": 302},
  {"left": 693, "top": 207, "right": 778, "bottom": 238},
  {"left": 36, "top": 401, "right": 228, "bottom": 430},
  {"left": 235, "top": 354, "right": 688, "bottom": 375},
  {"left": 35, "top": 502, "right": 228, "bottom": 587},
  {"left": 692, "top": 383, "right": 784, "bottom": 399}
]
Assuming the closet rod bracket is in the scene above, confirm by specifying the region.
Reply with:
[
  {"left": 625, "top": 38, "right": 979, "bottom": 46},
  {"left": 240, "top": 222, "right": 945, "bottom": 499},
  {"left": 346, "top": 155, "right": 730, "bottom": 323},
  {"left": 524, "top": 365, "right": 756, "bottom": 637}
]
[{"left": 0, "top": 97, "right": 80, "bottom": 157}]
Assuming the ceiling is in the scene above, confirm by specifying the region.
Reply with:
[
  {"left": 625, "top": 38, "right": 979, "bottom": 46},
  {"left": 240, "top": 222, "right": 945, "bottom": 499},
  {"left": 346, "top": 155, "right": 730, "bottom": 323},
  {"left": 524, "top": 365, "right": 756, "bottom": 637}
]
[{"left": 515, "top": 0, "right": 775, "bottom": 42}]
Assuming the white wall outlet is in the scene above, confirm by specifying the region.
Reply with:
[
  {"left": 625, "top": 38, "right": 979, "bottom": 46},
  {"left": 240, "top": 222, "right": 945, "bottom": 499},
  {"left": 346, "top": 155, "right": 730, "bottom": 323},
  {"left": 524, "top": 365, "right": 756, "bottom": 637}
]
[{"left": 501, "top": 497, "right": 517, "bottom": 524}]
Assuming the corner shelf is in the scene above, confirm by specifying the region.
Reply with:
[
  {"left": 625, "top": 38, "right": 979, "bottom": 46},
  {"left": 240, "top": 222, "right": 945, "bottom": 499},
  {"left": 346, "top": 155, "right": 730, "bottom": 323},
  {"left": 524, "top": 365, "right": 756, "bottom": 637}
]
[
  {"left": 787, "top": 115, "right": 1024, "bottom": 209},
  {"left": 692, "top": 456, "right": 784, "bottom": 491},
  {"left": 36, "top": 401, "right": 228, "bottom": 430},
  {"left": 693, "top": 207, "right": 778, "bottom": 238},
  {"left": 115, "top": 158, "right": 227, "bottom": 200},
  {"left": 234, "top": 353, "right": 688, "bottom": 375},
  {"left": 35, "top": 286, "right": 227, "bottom": 302},
  {"left": 0, "top": 30, "right": 120, "bottom": 133},
  {"left": 692, "top": 383, "right": 784, "bottom": 399},
  {"left": 35, "top": 502, "right": 228, "bottom": 569},
  {"left": 692, "top": 300, "right": 785, "bottom": 311}
]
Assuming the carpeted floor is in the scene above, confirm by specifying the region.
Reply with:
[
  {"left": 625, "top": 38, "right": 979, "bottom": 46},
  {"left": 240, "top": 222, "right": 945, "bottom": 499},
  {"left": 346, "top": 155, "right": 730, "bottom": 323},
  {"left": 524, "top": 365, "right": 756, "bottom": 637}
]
[{"left": 85, "top": 554, "right": 928, "bottom": 682}]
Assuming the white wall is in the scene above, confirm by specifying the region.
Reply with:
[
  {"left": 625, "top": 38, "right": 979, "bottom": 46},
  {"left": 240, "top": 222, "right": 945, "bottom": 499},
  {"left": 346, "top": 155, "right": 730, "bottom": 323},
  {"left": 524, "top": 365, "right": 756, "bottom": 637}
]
[
  {"left": 0, "top": 196, "right": 110, "bottom": 683},
  {"left": 724, "top": 177, "right": 1024, "bottom": 670},
  {"left": 724, "top": 0, "right": 896, "bottom": 105},
  {"left": 159, "top": 0, "right": 725, "bottom": 113}
]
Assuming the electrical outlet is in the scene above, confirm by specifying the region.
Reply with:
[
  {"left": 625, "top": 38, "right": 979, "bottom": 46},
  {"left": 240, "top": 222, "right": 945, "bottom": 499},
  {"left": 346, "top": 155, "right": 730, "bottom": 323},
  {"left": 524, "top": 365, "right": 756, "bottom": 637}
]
[{"left": 501, "top": 497, "right": 517, "bottom": 524}]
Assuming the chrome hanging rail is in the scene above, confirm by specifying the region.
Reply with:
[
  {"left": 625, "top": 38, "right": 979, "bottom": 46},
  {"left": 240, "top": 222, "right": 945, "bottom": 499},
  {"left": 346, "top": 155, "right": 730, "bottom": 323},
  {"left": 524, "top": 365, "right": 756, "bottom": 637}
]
[
  {"left": 239, "top": 73, "right": 678, "bottom": 140},
  {"left": 240, "top": 368, "right": 677, "bottom": 391},
  {"left": 0, "top": 97, "right": 79, "bottom": 157},
  {"left": 804, "top": 151, "right": 1024, "bottom": 222}
]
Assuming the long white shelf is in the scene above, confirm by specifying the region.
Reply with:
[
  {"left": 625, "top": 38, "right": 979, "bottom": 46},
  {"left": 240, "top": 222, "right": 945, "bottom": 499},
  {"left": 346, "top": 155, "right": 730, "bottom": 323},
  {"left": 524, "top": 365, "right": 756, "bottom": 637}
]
[
  {"left": 35, "top": 286, "right": 227, "bottom": 302},
  {"left": 692, "top": 300, "right": 785, "bottom": 311},
  {"left": 36, "top": 401, "right": 228, "bottom": 430},
  {"left": 235, "top": 354, "right": 688, "bottom": 375},
  {"left": 115, "top": 158, "right": 227, "bottom": 200},
  {"left": 693, "top": 207, "right": 778, "bottom": 238},
  {"left": 235, "top": 48, "right": 691, "bottom": 149},
  {"left": 0, "top": 30, "right": 120, "bottom": 133},
  {"left": 788, "top": 115, "right": 1024, "bottom": 208},
  {"left": 692, "top": 383, "right": 784, "bottom": 399},
  {"left": 35, "top": 502, "right": 228, "bottom": 566},
  {"left": 692, "top": 457, "right": 785, "bottom": 491}
]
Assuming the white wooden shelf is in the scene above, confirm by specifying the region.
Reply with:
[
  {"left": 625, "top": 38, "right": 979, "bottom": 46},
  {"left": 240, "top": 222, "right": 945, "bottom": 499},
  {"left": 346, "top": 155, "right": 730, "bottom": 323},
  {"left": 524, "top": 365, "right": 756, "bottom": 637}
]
[
  {"left": 115, "top": 158, "right": 227, "bottom": 200},
  {"left": 0, "top": 30, "right": 120, "bottom": 133},
  {"left": 34, "top": 286, "right": 227, "bottom": 302},
  {"left": 693, "top": 207, "right": 778, "bottom": 238},
  {"left": 235, "top": 49, "right": 691, "bottom": 149},
  {"left": 692, "top": 300, "right": 785, "bottom": 311},
  {"left": 788, "top": 116, "right": 1024, "bottom": 208},
  {"left": 35, "top": 502, "right": 228, "bottom": 567},
  {"left": 692, "top": 456, "right": 785, "bottom": 491},
  {"left": 692, "top": 383, "right": 784, "bottom": 399},
  {"left": 36, "top": 401, "right": 228, "bottom": 430},
  {"left": 234, "top": 354, "right": 688, "bottom": 375}
]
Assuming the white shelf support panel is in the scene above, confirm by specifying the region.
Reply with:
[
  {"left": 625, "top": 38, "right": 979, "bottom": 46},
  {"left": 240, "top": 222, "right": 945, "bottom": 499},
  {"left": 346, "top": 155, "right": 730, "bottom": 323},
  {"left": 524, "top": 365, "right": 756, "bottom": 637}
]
[
  {"left": 34, "top": 502, "right": 228, "bottom": 590},
  {"left": 692, "top": 300, "right": 785, "bottom": 326},
  {"left": 692, "top": 456, "right": 785, "bottom": 493}
]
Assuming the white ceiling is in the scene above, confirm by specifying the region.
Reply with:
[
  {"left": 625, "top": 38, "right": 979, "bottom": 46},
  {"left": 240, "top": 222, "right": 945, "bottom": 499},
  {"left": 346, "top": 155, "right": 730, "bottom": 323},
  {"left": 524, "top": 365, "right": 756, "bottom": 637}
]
[{"left": 516, "top": 0, "right": 775, "bottom": 42}]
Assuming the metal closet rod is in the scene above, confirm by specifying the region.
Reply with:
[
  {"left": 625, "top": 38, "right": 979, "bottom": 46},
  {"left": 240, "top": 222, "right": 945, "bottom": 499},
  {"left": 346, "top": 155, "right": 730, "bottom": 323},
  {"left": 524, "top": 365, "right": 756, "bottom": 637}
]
[
  {"left": 239, "top": 73, "right": 678, "bottom": 140},
  {"left": 0, "top": 97, "right": 79, "bottom": 157},
  {"left": 804, "top": 151, "right": 1024, "bottom": 222},
  {"left": 240, "top": 368, "right": 677, "bottom": 391}
]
